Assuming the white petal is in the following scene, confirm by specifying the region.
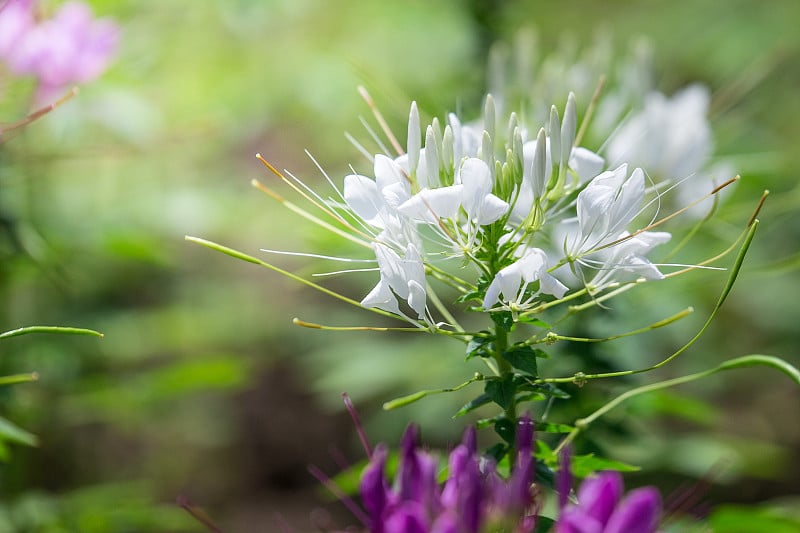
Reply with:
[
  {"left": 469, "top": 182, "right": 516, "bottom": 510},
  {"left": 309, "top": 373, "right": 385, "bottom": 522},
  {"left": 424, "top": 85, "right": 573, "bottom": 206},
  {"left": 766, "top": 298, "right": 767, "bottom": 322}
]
[
  {"left": 476, "top": 194, "right": 509, "bottom": 225},
  {"left": 361, "top": 279, "right": 400, "bottom": 314},
  {"left": 569, "top": 147, "right": 604, "bottom": 184},
  {"left": 482, "top": 264, "right": 523, "bottom": 308},
  {"left": 518, "top": 249, "right": 548, "bottom": 283},
  {"left": 382, "top": 181, "right": 412, "bottom": 211},
  {"left": 406, "top": 279, "right": 427, "bottom": 319},
  {"left": 343, "top": 174, "right": 384, "bottom": 228},
  {"left": 374, "top": 154, "right": 409, "bottom": 193},
  {"left": 459, "top": 157, "right": 493, "bottom": 218},
  {"left": 398, "top": 185, "right": 464, "bottom": 222},
  {"left": 539, "top": 272, "right": 569, "bottom": 299}
]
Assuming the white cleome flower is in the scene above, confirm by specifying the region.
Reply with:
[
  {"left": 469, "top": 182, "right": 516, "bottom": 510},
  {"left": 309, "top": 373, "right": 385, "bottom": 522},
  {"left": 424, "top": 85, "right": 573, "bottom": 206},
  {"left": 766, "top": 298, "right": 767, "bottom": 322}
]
[
  {"left": 361, "top": 242, "right": 427, "bottom": 320},
  {"left": 584, "top": 230, "right": 671, "bottom": 290},
  {"left": 567, "top": 163, "right": 646, "bottom": 257},
  {"left": 343, "top": 154, "right": 411, "bottom": 229},
  {"left": 607, "top": 85, "right": 712, "bottom": 181},
  {"left": 483, "top": 248, "right": 568, "bottom": 310},
  {"left": 398, "top": 157, "right": 508, "bottom": 224}
]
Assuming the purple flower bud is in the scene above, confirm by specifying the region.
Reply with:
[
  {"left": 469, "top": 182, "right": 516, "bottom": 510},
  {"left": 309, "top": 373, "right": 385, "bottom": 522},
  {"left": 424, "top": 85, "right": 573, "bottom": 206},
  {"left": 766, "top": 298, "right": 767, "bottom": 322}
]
[
  {"left": 384, "top": 501, "right": 428, "bottom": 533},
  {"left": 440, "top": 445, "right": 470, "bottom": 509},
  {"left": 576, "top": 471, "right": 623, "bottom": 526},
  {"left": 360, "top": 444, "right": 390, "bottom": 525},
  {"left": 509, "top": 416, "right": 536, "bottom": 511},
  {"left": 461, "top": 425, "right": 477, "bottom": 455},
  {"left": 557, "top": 445, "right": 573, "bottom": 511},
  {"left": 555, "top": 465, "right": 662, "bottom": 533},
  {"left": 555, "top": 509, "right": 603, "bottom": 533},
  {"left": 604, "top": 487, "right": 661, "bottom": 533},
  {"left": 397, "top": 424, "right": 438, "bottom": 508},
  {"left": 431, "top": 511, "right": 459, "bottom": 533}
]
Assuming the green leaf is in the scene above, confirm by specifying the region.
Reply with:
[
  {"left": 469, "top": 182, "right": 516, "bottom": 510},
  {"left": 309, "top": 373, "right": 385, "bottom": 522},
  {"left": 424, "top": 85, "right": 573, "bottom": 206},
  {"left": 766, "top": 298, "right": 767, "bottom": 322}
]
[
  {"left": 485, "top": 375, "right": 516, "bottom": 410},
  {"left": 534, "top": 516, "right": 555, "bottom": 533},
  {"left": 465, "top": 334, "right": 494, "bottom": 360},
  {"left": 502, "top": 345, "right": 540, "bottom": 376},
  {"left": 454, "top": 393, "right": 492, "bottom": 418},
  {"left": 475, "top": 416, "right": 498, "bottom": 429},
  {"left": 569, "top": 453, "right": 640, "bottom": 478},
  {"left": 456, "top": 289, "right": 483, "bottom": 304},
  {"left": 494, "top": 417, "right": 515, "bottom": 444},
  {"left": 536, "top": 422, "right": 574, "bottom": 433},
  {"left": 516, "top": 381, "right": 570, "bottom": 400},
  {"left": 0, "top": 416, "right": 38, "bottom": 447},
  {"left": 485, "top": 443, "right": 507, "bottom": 463},
  {"left": 535, "top": 460, "right": 556, "bottom": 489},
  {"left": 490, "top": 311, "right": 515, "bottom": 332},
  {"left": 536, "top": 440, "right": 557, "bottom": 466},
  {"left": 517, "top": 315, "right": 552, "bottom": 328}
]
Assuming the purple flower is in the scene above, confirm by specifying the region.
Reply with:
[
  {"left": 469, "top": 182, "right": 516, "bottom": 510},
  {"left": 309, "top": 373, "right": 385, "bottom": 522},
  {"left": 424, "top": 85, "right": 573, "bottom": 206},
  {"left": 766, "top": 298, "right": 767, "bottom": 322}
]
[
  {"left": 359, "top": 417, "right": 538, "bottom": 533},
  {"left": 0, "top": 0, "right": 35, "bottom": 58},
  {"left": 0, "top": 0, "right": 118, "bottom": 103},
  {"left": 556, "top": 470, "right": 662, "bottom": 533}
]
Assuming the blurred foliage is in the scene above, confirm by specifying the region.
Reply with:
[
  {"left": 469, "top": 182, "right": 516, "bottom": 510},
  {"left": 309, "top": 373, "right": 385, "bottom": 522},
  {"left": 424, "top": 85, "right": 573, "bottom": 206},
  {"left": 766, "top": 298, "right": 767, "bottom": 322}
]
[{"left": 0, "top": 0, "right": 798, "bottom": 531}]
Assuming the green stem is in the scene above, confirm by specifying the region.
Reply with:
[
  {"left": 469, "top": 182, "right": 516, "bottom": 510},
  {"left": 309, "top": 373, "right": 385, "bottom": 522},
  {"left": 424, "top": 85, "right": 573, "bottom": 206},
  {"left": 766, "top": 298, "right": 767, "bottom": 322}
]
[{"left": 492, "top": 324, "right": 519, "bottom": 463}]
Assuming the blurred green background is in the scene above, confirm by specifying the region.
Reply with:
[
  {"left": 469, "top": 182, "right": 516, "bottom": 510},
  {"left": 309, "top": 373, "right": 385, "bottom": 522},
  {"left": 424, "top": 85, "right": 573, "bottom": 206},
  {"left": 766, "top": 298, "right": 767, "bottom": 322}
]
[{"left": 1, "top": 0, "right": 799, "bottom": 531}]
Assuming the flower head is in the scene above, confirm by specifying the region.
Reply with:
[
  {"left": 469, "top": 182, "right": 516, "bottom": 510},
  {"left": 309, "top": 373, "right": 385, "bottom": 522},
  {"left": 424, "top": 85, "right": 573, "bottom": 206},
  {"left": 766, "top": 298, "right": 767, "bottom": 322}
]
[
  {"left": 556, "top": 471, "right": 662, "bottom": 533},
  {"left": 0, "top": 0, "right": 118, "bottom": 103},
  {"left": 360, "top": 417, "right": 538, "bottom": 533}
]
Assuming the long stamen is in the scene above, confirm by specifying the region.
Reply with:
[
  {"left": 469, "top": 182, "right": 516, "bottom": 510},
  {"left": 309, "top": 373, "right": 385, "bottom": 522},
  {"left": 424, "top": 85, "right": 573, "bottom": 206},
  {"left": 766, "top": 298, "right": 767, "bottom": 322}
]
[
  {"left": 251, "top": 177, "right": 372, "bottom": 247},
  {"left": 358, "top": 85, "right": 404, "bottom": 156}
]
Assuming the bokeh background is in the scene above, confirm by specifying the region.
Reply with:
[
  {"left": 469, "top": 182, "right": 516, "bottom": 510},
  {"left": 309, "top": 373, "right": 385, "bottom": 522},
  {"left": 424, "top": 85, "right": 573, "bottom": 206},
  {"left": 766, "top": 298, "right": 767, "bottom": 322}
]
[{"left": 1, "top": 0, "right": 799, "bottom": 531}]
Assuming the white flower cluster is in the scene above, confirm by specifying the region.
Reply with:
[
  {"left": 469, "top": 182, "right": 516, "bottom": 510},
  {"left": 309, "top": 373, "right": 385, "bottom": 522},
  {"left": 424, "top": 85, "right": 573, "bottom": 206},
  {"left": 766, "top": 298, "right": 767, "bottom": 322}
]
[{"left": 332, "top": 91, "right": 708, "bottom": 326}]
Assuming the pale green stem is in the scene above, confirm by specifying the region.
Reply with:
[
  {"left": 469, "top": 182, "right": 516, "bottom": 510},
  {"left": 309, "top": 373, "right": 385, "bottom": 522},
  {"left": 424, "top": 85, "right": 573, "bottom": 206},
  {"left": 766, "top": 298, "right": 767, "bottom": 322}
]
[
  {"left": 554, "top": 353, "right": 800, "bottom": 455},
  {"left": 538, "top": 220, "right": 759, "bottom": 385},
  {"left": 1, "top": 326, "right": 103, "bottom": 339}
]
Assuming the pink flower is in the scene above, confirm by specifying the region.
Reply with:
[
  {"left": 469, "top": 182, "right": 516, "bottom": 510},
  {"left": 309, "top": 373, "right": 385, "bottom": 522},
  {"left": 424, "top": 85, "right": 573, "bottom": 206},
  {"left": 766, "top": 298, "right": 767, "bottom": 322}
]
[
  {"left": 0, "top": 1, "right": 118, "bottom": 103},
  {"left": 0, "top": 0, "right": 35, "bottom": 58}
]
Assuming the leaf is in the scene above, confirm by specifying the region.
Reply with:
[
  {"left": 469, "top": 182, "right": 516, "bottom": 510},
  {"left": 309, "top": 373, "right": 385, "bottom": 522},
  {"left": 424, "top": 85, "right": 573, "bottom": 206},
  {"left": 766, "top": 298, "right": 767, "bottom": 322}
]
[
  {"left": 535, "top": 516, "right": 556, "bottom": 533},
  {"left": 0, "top": 415, "right": 38, "bottom": 447},
  {"left": 517, "top": 315, "right": 552, "bottom": 328},
  {"left": 502, "top": 345, "right": 539, "bottom": 376},
  {"left": 485, "top": 375, "right": 516, "bottom": 410},
  {"left": 494, "top": 417, "right": 515, "bottom": 445},
  {"left": 535, "top": 460, "right": 556, "bottom": 489},
  {"left": 465, "top": 334, "right": 494, "bottom": 360},
  {"left": 536, "top": 440, "right": 557, "bottom": 466},
  {"left": 516, "top": 381, "right": 570, "bottom": 400},
  {"left": 569, "top": 453, "right": 640, "bottom": 478},
  {"left": 456, "top": 289, "right": 483, "bottom": 304},
  {"left": 490, "top": 311, "right": 515, "bottom": 332},
  {"left": 485, "top": 443, "right": 507, "bottom": 463},
  {"left": 453, "top": 393, "right": 491, "bottom": 418},
  {"left": 536, "top": 422, "right": 574, "bottom": 434}
]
